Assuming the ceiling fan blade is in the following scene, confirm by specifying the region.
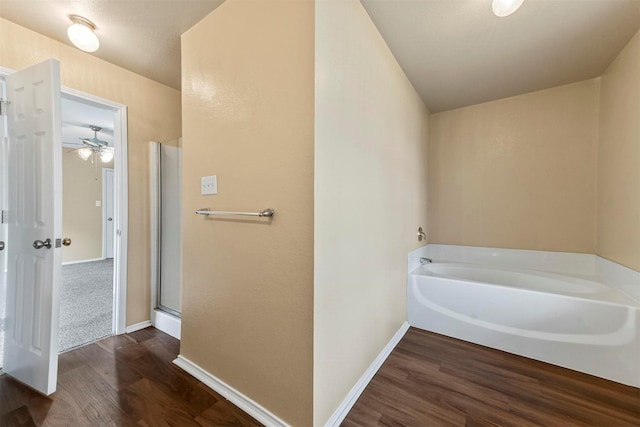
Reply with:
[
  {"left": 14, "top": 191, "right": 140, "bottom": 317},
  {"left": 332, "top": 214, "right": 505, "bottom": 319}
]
[
  {"left": 65, "top": 147, "right": 86, "bottom": 154},
  {"left": 80, "top": 138, "right": 100, "bottom": 147},
  {"left": 64, "top": 141, "right": 85, "bottom": 147}
]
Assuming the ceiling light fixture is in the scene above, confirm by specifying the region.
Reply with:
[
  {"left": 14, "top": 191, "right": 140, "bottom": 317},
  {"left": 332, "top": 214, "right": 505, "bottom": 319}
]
[
  {"left": 492, "top": 0, "right": 525, "bottom": 17},
  {"left": 78, "top": 147, "right": 93, "bottom": 160},
  {"left": 67, "top": 15, "right": 100, "bottom": 52},
  {"left": 76, "top": 126, "right": 114, "bottom": 163},
  {"left": 100, "top": 150, "right": 114, "bottom": 163}
]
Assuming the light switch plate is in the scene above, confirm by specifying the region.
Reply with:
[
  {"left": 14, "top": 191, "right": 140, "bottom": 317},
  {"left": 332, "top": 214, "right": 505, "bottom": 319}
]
[
  {"left": 201, "top": 175, "right": 218, "bottom": 195},
  {"left": 96, "top": 201, "right": 101, "bottom": 207}
]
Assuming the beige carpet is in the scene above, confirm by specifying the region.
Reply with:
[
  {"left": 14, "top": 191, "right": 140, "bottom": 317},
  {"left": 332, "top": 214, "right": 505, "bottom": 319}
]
[{"left": 59, "top": 259, "right": 114, "bottom": 352}]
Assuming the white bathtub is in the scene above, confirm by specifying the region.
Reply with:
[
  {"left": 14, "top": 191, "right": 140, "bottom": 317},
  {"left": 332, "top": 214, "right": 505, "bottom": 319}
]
[{"left": 407, "top": 245, "right": 640, "bottom": 388}]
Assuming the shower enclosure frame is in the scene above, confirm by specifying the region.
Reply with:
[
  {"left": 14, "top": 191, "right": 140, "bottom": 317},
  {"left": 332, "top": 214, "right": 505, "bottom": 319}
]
[{"left": 149, "top": 141, "right": 182, "bottom": 339}]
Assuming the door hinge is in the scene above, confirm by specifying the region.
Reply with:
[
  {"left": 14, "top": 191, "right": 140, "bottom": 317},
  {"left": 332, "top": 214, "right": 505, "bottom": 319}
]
[
  {"left": 1, "top": 210, "right": 7, "bottom": 224},
  {"left": 0, "top": 98, "right": 9, "bottom": 116}
]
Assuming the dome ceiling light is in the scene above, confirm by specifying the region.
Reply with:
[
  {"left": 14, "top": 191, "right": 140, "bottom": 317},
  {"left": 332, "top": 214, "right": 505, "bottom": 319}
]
[
  {"left": 492, "top": 0, "right": 525, "bottom": 17},
  {"left": 67, "top": 15, "right": 100, "bottom": 52}
]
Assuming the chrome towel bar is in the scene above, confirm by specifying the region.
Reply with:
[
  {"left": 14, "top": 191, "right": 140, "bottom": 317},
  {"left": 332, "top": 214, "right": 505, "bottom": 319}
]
[{"left": 195, "top": 208, "right": 275, "bottom": 218}]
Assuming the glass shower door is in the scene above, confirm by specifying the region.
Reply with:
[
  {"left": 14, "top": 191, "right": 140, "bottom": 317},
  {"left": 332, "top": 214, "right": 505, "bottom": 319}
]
[{"left": 156, "top": 140, "right": 182, "bottom": 317}]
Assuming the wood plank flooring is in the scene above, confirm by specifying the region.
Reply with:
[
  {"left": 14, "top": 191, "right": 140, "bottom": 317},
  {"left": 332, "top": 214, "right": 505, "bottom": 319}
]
[
  {"left": 2, "top": 326, "right": 638, "bottom": 426},
  {"left": 0, "top": 327, "right": 261, "bottom": 426},
  {"left": 342, "top": 327, "right": 640, "bottom": 427}
]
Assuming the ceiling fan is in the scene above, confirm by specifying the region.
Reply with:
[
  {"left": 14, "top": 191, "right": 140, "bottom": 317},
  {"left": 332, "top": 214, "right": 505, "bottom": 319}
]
[{"left": 71, "top": 125, "right": 115, "bottom": 163}]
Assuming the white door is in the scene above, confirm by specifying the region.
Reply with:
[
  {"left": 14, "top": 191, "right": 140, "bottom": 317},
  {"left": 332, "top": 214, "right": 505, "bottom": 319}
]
[
  {"left": 0, "top": 86, "right": 7, "bottom": 370},
  {"left": 103, "top": 168, "right": 114, "bottom": 259},
  {"left": 4, "top": 59, "right": 62, "bottom": 395},
  {"left": 1, "top": 82, "right": 7, "bottom": 266}
]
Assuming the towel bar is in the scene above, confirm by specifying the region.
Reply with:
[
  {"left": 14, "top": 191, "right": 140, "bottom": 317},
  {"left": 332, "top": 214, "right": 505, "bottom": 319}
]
[{"left": 195, "top": 208, "right": 275, "bottom": 218}]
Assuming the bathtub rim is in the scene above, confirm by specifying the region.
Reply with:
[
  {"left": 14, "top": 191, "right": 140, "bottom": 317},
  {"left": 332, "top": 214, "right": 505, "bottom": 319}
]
[
  {"left": 409, "top": 273, "right": 638, "bottom": 340},
  {"left": 408, "top": 244, "right": 640, "bottom": 304},
  {"left": 410, "top": 262, "right": 640, "bottom": 309}
]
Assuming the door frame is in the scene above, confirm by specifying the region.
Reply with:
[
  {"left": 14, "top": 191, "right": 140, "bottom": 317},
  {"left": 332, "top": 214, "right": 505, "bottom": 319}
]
[
  {"left": 102, "top": 168, "right": 115, "bottom": 260},
  {"left": 0, "top": 66, "right": 129, "bottom": 336}
]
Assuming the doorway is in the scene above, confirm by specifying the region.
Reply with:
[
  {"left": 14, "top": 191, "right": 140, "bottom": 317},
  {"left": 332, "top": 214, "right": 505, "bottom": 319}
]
[
  {"left": 57, "top": 87, "right": 128, "bottom": 339},
  {"left": 0, "top": 64, "right": 129, "bottom": 377},
  {"left": 59, "top": 96, "right": 116, "bottom": 351}
]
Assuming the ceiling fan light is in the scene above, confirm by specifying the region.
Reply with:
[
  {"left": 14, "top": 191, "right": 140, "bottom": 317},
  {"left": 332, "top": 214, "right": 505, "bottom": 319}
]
[
  {"left": 78, "top": 147, "right": 93, "bottom": 160},
  {"left": 492, "top": 0, "right": 525, "bottom": 17},
  {"left": 100, "top": 150, "right": 114, "bottom": 163},
  {"left": 67, "top": 16, "right": 99, "bottom": 52}
]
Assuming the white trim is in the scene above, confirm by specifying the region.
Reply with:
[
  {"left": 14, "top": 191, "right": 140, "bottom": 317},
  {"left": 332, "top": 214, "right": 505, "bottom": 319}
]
[
  {"left": 174, "top": 355, "right": 290, "bottom": 427},
  {"left": 62, "top": 257, "right": 104, "bottom": 266},
  {"left": 324, "top": 321, "right": 410, "bottom": 427},
  {"left": 114, "top": 106, "right": 128, "bottom": 335},
  {"left": 151, "top": 309, "right": 181, "bottom": 339},
  {"left": 0, "top": 66, "right": 14, "bottom": 77},
  {"left": 125, "top": 320, "right": 152, "bottom": 334}
]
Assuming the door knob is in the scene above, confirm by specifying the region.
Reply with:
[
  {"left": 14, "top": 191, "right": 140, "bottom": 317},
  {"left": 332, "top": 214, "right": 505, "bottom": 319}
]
[
  {"left": 33, "top": 239, "right": 52, "bottom": 249},
  {"left": 0, "top": 241, "right": 4, "bottom": 251},
  {"left": 107, "top": 217, "right": 113, "bottom": 221},
  {"left": 62, "top": 237, "right": 72, "bottom": 247}
]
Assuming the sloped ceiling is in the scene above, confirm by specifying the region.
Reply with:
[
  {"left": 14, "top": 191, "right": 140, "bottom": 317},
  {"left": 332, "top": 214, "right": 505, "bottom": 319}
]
[
  {"left": 0, "top": 0, "right": 225, "bottom": 90},
  {"left": 1, "top": 1, "right": 638, "bottom": 112},
  {"left": 361, "top": 0, "right": 640, "bottom": 112}
]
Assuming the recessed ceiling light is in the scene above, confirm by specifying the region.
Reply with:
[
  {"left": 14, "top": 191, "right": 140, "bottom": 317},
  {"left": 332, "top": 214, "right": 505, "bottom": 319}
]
[
  {"left": 492, "top": 0, "right": 525, "bottom": 17},
  {"left": 67, "top": 15, "right": 100, "bottom": 52}
]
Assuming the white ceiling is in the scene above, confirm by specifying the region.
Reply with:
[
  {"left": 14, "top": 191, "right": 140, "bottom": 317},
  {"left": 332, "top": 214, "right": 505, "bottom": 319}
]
[
  {"left": 0, "top": 0, "right": 225, "bottom": 90},
  {"left": 1, "top": 0, "right": 638, "bottom": 112},
  {"left": 361, "top": 0, "right": 640, "bottom": 112},
  {"left": 61, "top": 97, "right": 114, "bottom": 148}
]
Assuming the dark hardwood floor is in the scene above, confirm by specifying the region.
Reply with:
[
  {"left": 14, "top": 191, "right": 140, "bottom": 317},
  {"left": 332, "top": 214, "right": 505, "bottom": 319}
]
[
  {"left": 3, "top": 326, "right": 638, "bottom": 426},
  {"left": 343, "top": 327, "right": 640, "bottom": 427},
  {"left": 0, "top": 327, "right": 261, "bottom": 426}
]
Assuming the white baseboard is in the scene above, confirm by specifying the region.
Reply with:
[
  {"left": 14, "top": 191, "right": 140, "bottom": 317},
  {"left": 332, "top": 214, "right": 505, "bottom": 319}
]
[
  {"left": 173, "top": 355, "right": 289, "bottom": 427},
  {"left": 151, "top": 309, "right": 181, "bottom": 339},
  {"left": 324, "top": 321, "right": 410, "bottom": 427},
  {"left": 62, "top": 257, "right": 104, "bottom": 266},
  {"left": 125, "top": 320, "right": 152, "bottom": 333}
]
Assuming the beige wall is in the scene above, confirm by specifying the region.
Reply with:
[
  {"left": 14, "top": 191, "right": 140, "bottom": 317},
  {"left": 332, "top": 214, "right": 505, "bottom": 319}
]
[
  {"left": 62, "top": 148, "right": 113, "bottom": 262},
  {"left": 0, "top": 18, "right": 182, "bottom": 325},
  {"left": 180, "top": 1, "right": 314, "bottom": 425},
  {"left": 597, "top": 30, "right": 640, "bottom": 271},
  {"left": 428, "top": 79, "right": 600, "bottom": 253},
  {"left": 314, "top": 0, "right": 429, "bottom": 425}
]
